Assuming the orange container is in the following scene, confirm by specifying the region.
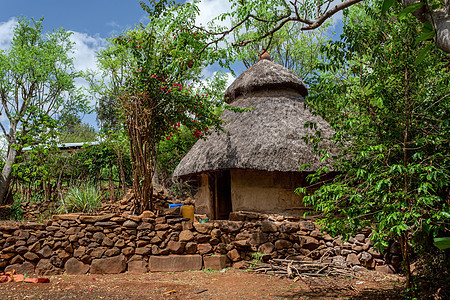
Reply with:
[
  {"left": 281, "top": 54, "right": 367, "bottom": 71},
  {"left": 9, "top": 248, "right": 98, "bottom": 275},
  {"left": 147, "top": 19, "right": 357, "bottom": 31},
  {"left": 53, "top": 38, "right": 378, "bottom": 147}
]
[{"left": 181, "top": 205, "right": 194, "bottom": 222}]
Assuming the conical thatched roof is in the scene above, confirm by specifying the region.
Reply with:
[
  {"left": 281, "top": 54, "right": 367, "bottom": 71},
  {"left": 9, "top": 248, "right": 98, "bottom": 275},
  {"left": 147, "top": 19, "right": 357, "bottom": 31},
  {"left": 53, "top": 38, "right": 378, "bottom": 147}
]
[
  {"left": 225, "top": 59, "right": 308, "bottom": 103},
  {"left": 173, "top": 59, "right": 334, "bottom": 178}
]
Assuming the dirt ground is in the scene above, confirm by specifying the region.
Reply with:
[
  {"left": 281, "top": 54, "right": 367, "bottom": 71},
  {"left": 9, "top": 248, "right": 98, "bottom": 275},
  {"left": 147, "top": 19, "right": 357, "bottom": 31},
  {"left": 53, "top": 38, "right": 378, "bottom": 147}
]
[{"left": 0, "top": 268, "right": 405, "bottom": 300}]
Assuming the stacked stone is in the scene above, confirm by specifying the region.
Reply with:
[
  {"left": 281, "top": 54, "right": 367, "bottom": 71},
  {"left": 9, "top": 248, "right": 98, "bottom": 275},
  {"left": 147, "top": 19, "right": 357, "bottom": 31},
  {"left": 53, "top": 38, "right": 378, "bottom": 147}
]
[
  {"left": 19, "top": 201, "right": 56, "bottom": 220},
  {"left": 0, "top": 212, "right": 397, "bottom": 276}
]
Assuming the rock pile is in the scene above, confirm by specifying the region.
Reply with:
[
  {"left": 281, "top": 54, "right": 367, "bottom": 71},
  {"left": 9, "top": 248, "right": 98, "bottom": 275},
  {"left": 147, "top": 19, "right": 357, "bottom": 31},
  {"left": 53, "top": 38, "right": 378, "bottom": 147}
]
[{"left": 0, "top": 212, "right": 398, "bottom": 276}]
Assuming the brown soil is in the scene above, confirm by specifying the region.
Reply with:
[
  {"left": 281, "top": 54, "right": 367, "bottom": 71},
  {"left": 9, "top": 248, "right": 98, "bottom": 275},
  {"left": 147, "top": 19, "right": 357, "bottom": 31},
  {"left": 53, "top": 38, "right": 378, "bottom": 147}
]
[{"left": 0, "top": 268, "right": 405, "bottom": 300}]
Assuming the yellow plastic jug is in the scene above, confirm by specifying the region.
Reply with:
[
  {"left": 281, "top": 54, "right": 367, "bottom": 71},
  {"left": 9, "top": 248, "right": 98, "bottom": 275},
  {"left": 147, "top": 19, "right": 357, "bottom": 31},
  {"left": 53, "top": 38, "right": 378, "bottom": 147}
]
[{"left": 181, "top": 205, "right": 194, "bottom": 222}]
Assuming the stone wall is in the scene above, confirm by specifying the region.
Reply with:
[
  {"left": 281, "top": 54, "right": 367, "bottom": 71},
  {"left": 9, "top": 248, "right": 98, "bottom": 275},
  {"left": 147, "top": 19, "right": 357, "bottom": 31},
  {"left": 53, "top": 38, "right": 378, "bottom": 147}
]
[{"left": 0, "top": 211, "right": 399, "bottom": 275}]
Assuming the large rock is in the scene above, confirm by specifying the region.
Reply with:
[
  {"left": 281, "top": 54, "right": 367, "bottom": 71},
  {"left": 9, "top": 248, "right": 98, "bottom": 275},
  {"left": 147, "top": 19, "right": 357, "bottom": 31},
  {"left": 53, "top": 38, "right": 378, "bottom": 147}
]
[
  {"left": 203, "top": 255, "right": 231, "bottom": 270},
  {"left": 65, "top": 257, "right": 89, "bottom": 275},
  {"left": 90, "top": 255, "right": 127, "bottom": 274},
  {"left": 36, "top": 259, "right": 61, "bottom": 276},
  {"left": 127, "top": 260, "right": 149, "bottom": 274},
  {"left": 4, "top": 261, "right": 35, "bottom": 274},
  {"left": 149, "top": 255, "right": 202, "bottom": 272}
]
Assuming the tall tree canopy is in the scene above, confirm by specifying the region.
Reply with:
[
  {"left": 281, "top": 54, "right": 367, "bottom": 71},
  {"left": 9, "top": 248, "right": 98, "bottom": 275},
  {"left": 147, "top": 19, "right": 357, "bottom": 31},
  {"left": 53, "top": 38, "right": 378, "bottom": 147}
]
[
  {"left": 297, "top": 3, "right": 449, "bottom": 288},
  {"left": 0, "top": 17, "right": 89, "bottom": 204},
  {"left": 204, "top": 0, "right": 449, "bottom": 54}
]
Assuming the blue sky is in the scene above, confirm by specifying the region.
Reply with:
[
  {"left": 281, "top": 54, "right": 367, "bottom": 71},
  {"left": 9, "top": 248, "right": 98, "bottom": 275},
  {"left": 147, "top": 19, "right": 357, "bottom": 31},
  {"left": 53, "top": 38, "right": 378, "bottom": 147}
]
[
  {"left": 1, "top": 0, "right": 147, "bottom": 37},
  {"left": 0, "top": 0, "right": 342, "bottom": 131}
]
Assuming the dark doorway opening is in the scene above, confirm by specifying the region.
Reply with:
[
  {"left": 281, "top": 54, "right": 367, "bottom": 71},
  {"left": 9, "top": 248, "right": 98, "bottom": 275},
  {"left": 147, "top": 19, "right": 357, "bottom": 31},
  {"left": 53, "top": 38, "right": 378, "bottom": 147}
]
[{"left": 213, "top": 170, "right": 232, "bottom": 220}]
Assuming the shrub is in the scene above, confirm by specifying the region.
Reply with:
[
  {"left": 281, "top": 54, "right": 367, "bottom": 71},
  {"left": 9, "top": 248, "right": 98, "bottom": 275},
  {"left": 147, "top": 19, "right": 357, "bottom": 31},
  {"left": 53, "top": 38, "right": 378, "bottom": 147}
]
[{"left": 57, "top": 185, "right": 103, "bottom": 213}]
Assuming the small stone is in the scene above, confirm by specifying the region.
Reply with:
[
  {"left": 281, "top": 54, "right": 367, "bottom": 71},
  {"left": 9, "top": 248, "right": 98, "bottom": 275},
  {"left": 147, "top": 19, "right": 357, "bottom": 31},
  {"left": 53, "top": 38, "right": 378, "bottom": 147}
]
[
  {"left": 193, "top": 223, "right": 213, "bottom": 234},
  {"left": 155, "top": 224, "right": 169, "bottom": 231},
  {"left": 23, "top": 252, "right": 39, "bottom": 262},
  {"left": 93, "top": 232, "right": 106, "bottom": 243},
  {"left": 185, "top": 242, "right": 197, "bottom": 254},
  {"left": 197, "top": 243, "right": 212, "bottom": 255},
  {"left": 137, "top": 222, "right": 153, "bottom": 230},
  {"left": 140, "top": 210, "right": 155, "bottom": 218},
  {"left": 135, "top": 247, "right": 151, "bottom": 256},
  {"left": 179, "top": 230, "right": 194, "bottom": 242},
  {"left": 346, "top": 253, "right": 360, "bottom": 266},
  {"left": 227, "top": 249, "right": 241, "bottom": 262},
  {"left": 90, "top": 248, "right": 106, "bottom": 258},
  {"left": 38, "top": 245, "right": 52, "bottom": 258},
  {"left": 258, "top": 242, "right": 275, "bottom": 254},
  {"left": 166, "top": 241, "right": 185, "bottom": 254},
  {"left": 375, "top": 264, "right": 395, "bottom": 274},
  {"left": 122, "top": 247, "right": 135, "bottom": 256},
  {"left": 104, "top": 247, "right": 121, "bottom": 257},
  {"left": 274, "top": 239, "right": 292, "bottom": 250},
  {"left": 280, "top": 222, "right": 299, "bottom": 233},
  {"left": 123, "top": 220, "right": 138, "bottom": 228},
  {"left": 261, "top": 221, "right": 278, "bottom": 233},
  {"left": 299, "top": 236, "right": 320, "bottom": 250},
  {"left": 355, "top": 234, "right": 366, "bottom": 243},
  {"left": 299, "top": 221, "right": 315, "bottom": 231}
]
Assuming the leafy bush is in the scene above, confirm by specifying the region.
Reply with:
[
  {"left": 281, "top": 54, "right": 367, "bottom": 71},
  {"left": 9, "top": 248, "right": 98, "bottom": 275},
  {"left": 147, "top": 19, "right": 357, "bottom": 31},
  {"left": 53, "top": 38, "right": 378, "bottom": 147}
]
[
  {"left": 8, "top": 202, "right": 23, "bottom": 221},
  {"left": 57, "top": 185, "right": 103, "bottom": 213}
]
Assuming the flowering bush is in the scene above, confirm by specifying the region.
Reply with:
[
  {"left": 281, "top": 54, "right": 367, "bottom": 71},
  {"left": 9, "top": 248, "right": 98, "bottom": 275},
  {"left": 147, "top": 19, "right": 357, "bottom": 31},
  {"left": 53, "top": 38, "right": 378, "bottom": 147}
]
[{"left": 109, "top": 0, "right": 230, "bottom": 213}]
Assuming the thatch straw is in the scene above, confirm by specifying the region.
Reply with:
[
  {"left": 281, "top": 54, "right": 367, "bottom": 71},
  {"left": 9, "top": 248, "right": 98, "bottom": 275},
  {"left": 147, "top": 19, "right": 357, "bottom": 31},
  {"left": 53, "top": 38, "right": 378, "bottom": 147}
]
[
  {"left": 224, "top": 59, "right": 308, "bottom": 103},
  {"left": 173, "top": 87, "right": 334, "bottom": 178}
]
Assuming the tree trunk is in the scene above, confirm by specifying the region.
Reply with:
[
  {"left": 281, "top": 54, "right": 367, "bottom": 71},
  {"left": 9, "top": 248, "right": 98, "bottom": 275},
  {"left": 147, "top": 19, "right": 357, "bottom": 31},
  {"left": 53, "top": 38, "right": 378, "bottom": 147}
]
[
  {"left": 0, "top": 144, "right": 17, "bottom": 205},
  {"left": 402, "top": 0, "right": 450, "bottom": 53},
  {"left": 400, "top": 232, "right": 412, "bottom": 291}
]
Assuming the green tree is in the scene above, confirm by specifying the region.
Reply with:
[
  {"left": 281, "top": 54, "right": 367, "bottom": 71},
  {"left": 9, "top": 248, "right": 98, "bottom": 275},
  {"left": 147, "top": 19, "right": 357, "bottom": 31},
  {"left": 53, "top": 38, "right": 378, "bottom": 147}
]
[
  {"left": 209, "top": 0, "right": 450, "bottom": 54},
  {"left": 231, "top": 20, "right": 331, "bottom": 84},
  {"left": 0, "top": 17, "right": 89, "bottom": 204},
  {"left": 297, "top": 3, "right": 449, "bottom": 290},
  {"left": 104, "top": 0, "right": 237, "bottom": 213}
]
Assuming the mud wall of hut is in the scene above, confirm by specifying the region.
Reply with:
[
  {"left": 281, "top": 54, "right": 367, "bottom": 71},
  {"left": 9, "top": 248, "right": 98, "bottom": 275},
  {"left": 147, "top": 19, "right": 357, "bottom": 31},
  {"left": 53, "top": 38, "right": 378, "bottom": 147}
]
[
  {"left": 0, "top": 212, "right": 399, "bottom": 275},
  {"left": 230, "top": 170, "right": 307, "bottom": 215}
]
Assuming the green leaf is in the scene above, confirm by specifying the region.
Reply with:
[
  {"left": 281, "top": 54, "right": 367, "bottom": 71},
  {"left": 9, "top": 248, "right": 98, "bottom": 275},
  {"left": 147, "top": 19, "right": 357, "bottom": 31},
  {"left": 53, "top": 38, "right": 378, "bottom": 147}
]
[
  {"left": 398, "top": 3, "right": 424, "bottom": 18},
  {"left": 381, "top": 0, "right": 395, "bottom": 14},
  {"left": 433, "top": 237, "right": 450, "bottom": 250},
  {"left": 415, "top": 43, "right": 434, "bottom": 65}
]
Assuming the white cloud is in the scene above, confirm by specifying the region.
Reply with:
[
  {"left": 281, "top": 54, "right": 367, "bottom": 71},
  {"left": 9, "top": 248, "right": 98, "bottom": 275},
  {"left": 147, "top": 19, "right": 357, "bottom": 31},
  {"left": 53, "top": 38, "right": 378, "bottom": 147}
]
[
  {"left": 191, "top": 0, "right": 232, "bottom": 28},
  {"left": 69, "top": 31, "right": 106, "bottom": 73},
  {"left": 0, "top": 18, "right": 17, "bottom": 50}
]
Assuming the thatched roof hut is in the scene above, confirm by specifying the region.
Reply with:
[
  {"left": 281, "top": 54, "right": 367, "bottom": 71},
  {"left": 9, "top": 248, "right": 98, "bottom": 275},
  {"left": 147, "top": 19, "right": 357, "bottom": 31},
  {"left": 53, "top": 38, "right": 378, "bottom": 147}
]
[{"left": 173, "top": 55, "right": 334, "bottom": 219}]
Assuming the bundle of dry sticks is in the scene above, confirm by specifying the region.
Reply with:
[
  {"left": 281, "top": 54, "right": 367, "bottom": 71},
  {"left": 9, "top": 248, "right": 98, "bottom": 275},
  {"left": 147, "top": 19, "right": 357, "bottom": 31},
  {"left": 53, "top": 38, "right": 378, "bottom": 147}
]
[{"left": 251, "top": 258, "right": 357, "bottom": 279}]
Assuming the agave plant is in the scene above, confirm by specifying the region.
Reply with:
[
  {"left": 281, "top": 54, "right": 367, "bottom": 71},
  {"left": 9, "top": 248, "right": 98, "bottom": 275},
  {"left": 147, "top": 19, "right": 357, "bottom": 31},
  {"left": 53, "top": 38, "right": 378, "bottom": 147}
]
[{"left": 57, "top": 185, "right": 103, "bottom": 213}]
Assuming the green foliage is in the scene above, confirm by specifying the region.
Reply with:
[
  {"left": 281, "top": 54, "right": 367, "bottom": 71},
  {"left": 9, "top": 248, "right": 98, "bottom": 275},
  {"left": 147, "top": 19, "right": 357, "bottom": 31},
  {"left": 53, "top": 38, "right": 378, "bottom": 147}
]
[
  {"left": 433, "top": 237, "right": 450, "bottom": 250},
  {"left": 8, "top": 201, "right": 23, "bottom": 221},
  {"left": 0, "top": 16, "right": 90, "bottom": 204},
  {"left": 57, "top": 185, "right": 103, "bottom": 213},
  {"left": 97, "top": 0, "right": 240, "bottom": 212},
  {"left": 300, "top": 3, "right": 449, "bottom": 256}
]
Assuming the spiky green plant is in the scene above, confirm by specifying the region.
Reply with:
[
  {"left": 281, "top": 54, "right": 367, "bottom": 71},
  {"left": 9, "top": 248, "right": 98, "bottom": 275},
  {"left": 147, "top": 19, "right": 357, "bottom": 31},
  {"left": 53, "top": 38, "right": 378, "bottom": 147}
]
[{"left": 57, "top": 185, "right": 103, "bottom": 213}]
